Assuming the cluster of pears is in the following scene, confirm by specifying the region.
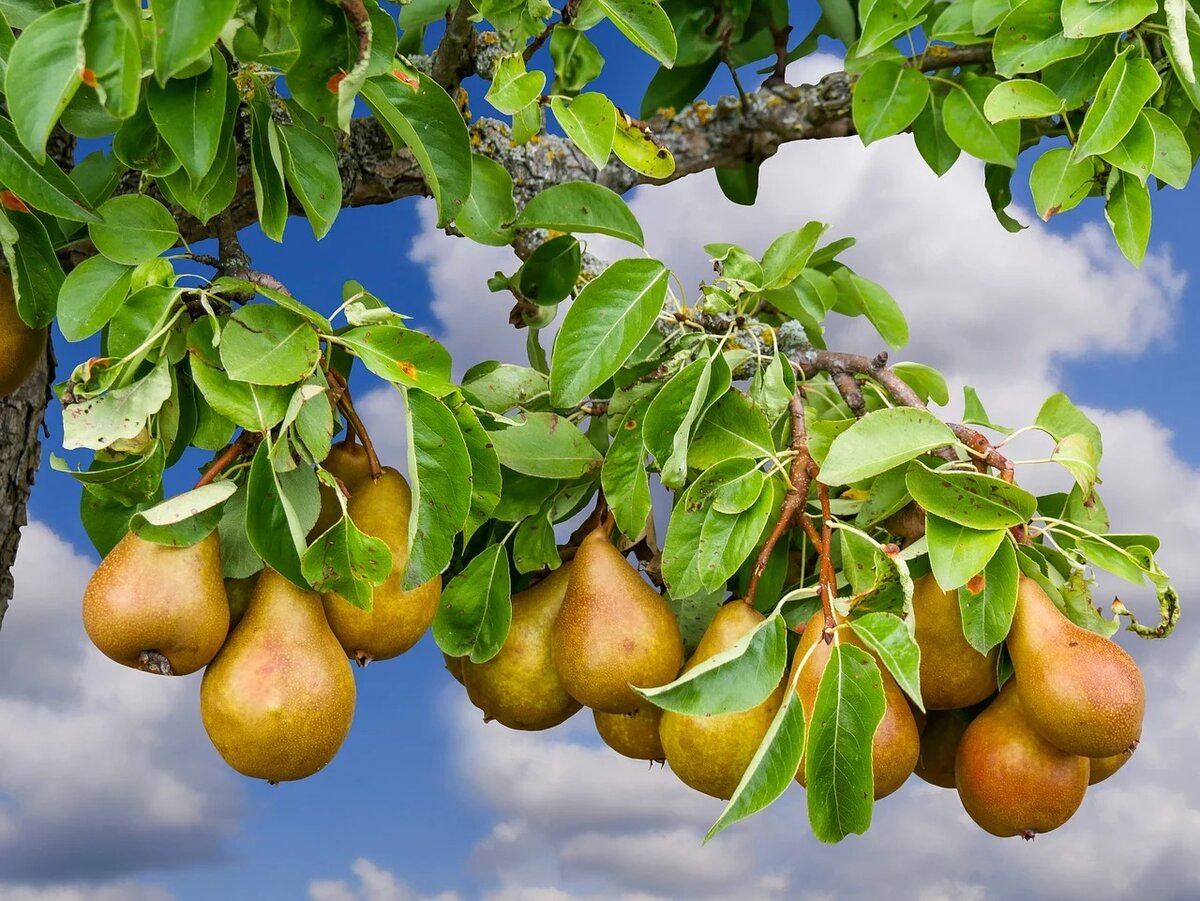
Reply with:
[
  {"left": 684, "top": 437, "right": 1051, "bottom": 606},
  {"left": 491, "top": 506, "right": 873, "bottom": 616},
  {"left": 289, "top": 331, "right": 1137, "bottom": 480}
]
[
  {"left": 908, "top": 573, "right": 1144, "bottom": 838},
  {"left": 0, "top": 271, "right": 48, "bottom": 399},
  {"left": 81, "top": 440, "right": 442, "bottom": 782}
]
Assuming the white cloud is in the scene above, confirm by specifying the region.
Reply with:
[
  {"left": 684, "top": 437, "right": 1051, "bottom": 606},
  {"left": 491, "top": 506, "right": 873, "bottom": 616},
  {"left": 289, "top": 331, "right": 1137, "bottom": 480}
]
[
  {"left": 0, "top": 881, "right": 173, "bottom": 901},
  {"left": 308, "top": 858, "right": 460, "bottom": 901},
  {"left": 0, "top": 523, "right": 241, "bottom": 882}
]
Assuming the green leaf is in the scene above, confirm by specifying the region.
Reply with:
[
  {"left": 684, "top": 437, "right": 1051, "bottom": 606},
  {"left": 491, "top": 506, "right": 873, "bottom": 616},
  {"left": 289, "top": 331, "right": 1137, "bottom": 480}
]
[
  {"left": 404, "top": 388, "right": 473, "bottom": 589},
  {"left": 612, "top": 117, "right": 675, "bottom": 178},
  {"left": 149, "top": 0, "right": 236, "bottom": 81},
  {"left": 983, "top": 80, "right": 1064, "bottom": 121},
  {"left": 130, "top": 482, "right": 234, "bottom": 548},
  {"left": 218, "top": 304, "right": 320, "bottom": 386},
  {"left": 4, "top": 3, "right": 84, "bottom": 161},
  {"left": 857, "top": 0, "right": 924, "bottom": 55},
  {"left": 601, "top": 399, "right": 653, "bottom": 538},
  {"left": 5, "top": 209, "right": 64, "bottom": 328},
  {"left": 278, "top": 123, "right": 343, "bottom": 240},
  {"left": 245, "top": 439, "right": 320, "bottom": 587},
  {"left": 187, "top": 318, "right": 292, "bottom": 431},
  {"left": 519, "top": 235, "right": 581, "bottom": 304},
  {"left": 926, "top": 513, "right": 1007, "bottom": 590},
  {"left": 61, "top": 362, "right": 172, "bottom": 451},
  {"left": 445, "top": 391, "right": 502, "bottom": 542},
  {"left": 852, "top": 60, "right": 930, "bottom": 145},
  {"left": 943, "top": 76, "right": 1020, "bottom": 167},
  {"left": 1104, "top": 168, "right": 1151, "bottom": 266},
  {"left": 551, "top": 26, "right": 605, "bottom": 94},
  {"left": 819, "top": 408, "right": 956, "bottom": 485},
  {"left": 551, "top": 92, "right": 616, "bottom": 169},
  {"left": 715, "top": 158, "right": 760, "bottom": 205},
  {"left": 247, "top": 81, "right": 288, "bottom": 242},
  {"left": 487, "top": 53, "right": 546, "bottom": 114},
  {"left": 57, "top": 255, "right": 133, "bottom": 342},
  {"left": 805, "top": 642, "right": 885, "bottom": 843},
  {"left": 760, "top": 222, "right": 827, "bottom": 290},
  {"left": 688, "top": 389, "right": 775, "bottom": 468},
  {"left": 892, "top": 362, "right": 949, "bottom": 406},
  {"left": 303, "top": 506, "right": 392, "bottom": 611},
  {"left": 360, "top": 68, "right": 472, "bottom": 227},
  {"left": 456, "top": 153, "right": 518, "bottom": 246},
  {"left": 905, "top": 461, "right": 1037, "bottom": 529},
  {"left": 596, "top": 0, "right": 677, "bottom": 66},
  {"left": 516, "top": 181, "right": 644, "bottom": 245},
  {"left": 1042, "top": 35, "right": 1118, "bottom": 108},
  {"left": 1165, "top": 0, "right": 1194, "bottom": 85},
  {"left": 488, "top": 411, "right": 603, "bottom": 479},
  {"left": 1104, "top": 111, "right": 1155, "bottom": 185},
  {"left": 1075, "top": 49, "right": 1161, "bottom": 159},
  {"left": 850, "top": 611, "right": 923, "bottom": 710},
  {"left": 337, "top": 325, "right": 453, "bottom": 392},
  {"left": 1142, "top": 108, "right": 1191, "bottom": 188},
  {"left": 549, "top": 258, "right": 668, "bottom": 406},
  {"left": 643, "top": 353, "right": 712, "bottom": 488},
  {"left": 992, "top": 0, "right": 1085, "bottom": 78},
  {"left": 88, "top": 195, "right": 179, "bottom": 266},
  {"left": 461, "top": 361, "right": 549, "bottom": 412},
  {"left": 433, "top": 543, "right": 512, "bottom": 663},
  {"left": 146, "top": 50, "right": 227, "bottom": 183},
  {"left": 831, "top": 270, "right": 907, "bottom": 349},
  {"left": 1061, "top": 0, "right": 1156, "bottom": 40},
  {"left": 958, "top": 537, "right": 1018, "bottom": 653},
  {"left": 1029, "top": 147, "right": 1095, "bottom": 220},
  {"left": 0, "top": 116, "right": 100, "bottom": 222},
  {"left": 637, "top": 612, "right": 786, "bottom": 714},
  {"left": 912, "top": 91, "right": 961, "bottom": 176},
  {"left": 640, "top": 58, "right": 717, "bottom": 119}
]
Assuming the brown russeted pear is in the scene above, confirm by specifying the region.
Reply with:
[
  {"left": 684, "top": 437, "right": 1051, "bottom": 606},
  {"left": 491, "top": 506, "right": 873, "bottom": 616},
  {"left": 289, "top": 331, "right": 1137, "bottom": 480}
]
[
  {"left": 913, "top": 574, "right": 998, "bottom": 709},
  {"left": 594, "top": 704, "right": 665, "bottom": 761},
  {"left": 955, "top": 684, "right": 1089, "bottom": 838},
  {"left": 200, "top": 569, "right": 356, "bottom": 782},
  {"left": 914, "top": 709, "right": 973, "bottom": 789},
  {"left": 224, "top": 575, "right": 258, "bottom": 629},
  {"left": 322, "top": 467, "right": 441, "bottom": 664},
  {"left": 660, "top": 601, "right": 784, "bottom": 800},
  {"left": 793, "top": 611, "right": 920, "bottom": 799},
  {"left": 1007, "top": 576, "right": 1145, "bottom": 758},
  {"left": 1088, "top": 748, "right": 1134, "bottom": 785},
  {"left": 551, "top": 522, "right": 683, "bottom": 714},
  {"left": 82, "top": 531, "right": 229, "bottom": 675},
  {"left": 462, "top": 564, "right": 582, "bottom": 730},
  {"left": 0, "top": 271, "right": 47, "bottom": 398},
  {"left": 310, "top": 440, "right": 374, "bottom": 540}
]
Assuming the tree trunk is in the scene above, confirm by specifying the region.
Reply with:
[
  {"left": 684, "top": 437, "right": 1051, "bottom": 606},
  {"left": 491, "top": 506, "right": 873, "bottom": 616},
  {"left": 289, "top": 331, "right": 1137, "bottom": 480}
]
[{"left": 0, "top": 341, "right": 53, "bottom": 626}]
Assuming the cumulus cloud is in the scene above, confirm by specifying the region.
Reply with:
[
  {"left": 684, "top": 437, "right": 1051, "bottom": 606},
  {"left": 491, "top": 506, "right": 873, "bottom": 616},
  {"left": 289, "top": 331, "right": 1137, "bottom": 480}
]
[
  {"left": 0, "top": 523, "right": 241, "bottom": 883},
  {"left": 382, "top": 49, "right": 1200, "bottom": 900},
  {"left": 308, "top": 858, "right": 460, "bottom": 901},
  {"left": 0, "top": 882, "right": 173, "bottom": 901}
]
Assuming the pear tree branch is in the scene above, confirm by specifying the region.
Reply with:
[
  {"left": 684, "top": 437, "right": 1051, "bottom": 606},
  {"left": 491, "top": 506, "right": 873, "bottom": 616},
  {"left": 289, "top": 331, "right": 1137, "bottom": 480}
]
[{"left": 195, "top": 431, "right": 261, "bottom": 489}]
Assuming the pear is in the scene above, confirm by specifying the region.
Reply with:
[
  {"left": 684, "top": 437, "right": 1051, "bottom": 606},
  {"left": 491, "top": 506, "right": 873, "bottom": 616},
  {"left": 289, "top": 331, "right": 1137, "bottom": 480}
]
[
  {"left": 224, "top": 575, "right": 259, "bottom": 629},
  {"left": 660, "top": 602, "right": 784, "bottom": 799},
  {"left": 322, "top": 467, "right": 441, "bottom": 664},
  {"left": 444, "top": 651, "right": 466, "bottom": 685},
  {"left": 793, "top": 611, "right": 920, "bottom": 799},
  {"left": 1007, "top": 576, "right": 1144, "bottom": 758},
  {"left": 0, "top": 272, "right": 46, "bottom": 398},
  {"left": 594, "top": 704, "right": 665, "bottom": 761},
  {"left": 462, "top": 564, "right": 582, "bottom": 730},
  {"left": 913, "top": 574, "right": 998, "bottom": 709},
  {"left": 82, "top": 531, "right": 229, "bottom": 675},
  {"left": 1088, "top": 748, "right": 1134, "bottom": 785},
  {"left": 551, "top": 523, "right": 683, "bottom": 714},
  {"left": 200, "top": 569, "right": 356, "bottom": 782},
  {"left": 310, "top": 440, "right": 374, "bottom": 540},
  {"left": 913, "top": 709, "right": 973, "bottom": 789},
  {"left": 955, "top": 684, "right": 1089, "bottom": 837}
]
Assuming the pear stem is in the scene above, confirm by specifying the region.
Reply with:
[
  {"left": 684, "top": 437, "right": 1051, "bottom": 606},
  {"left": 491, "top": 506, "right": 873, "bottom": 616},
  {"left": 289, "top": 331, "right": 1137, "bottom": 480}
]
[
  {"left": 745, "top": 391, "right": 815, "bottom": 608},
  {"left": 327, "top": 370, "right": 382, "bottom": 480},
  {"left": 817, "top": 480, "right": 837, "bottom": 639},
  {"left": 195, "top": 431, "right": 261, "bottom": 489}
]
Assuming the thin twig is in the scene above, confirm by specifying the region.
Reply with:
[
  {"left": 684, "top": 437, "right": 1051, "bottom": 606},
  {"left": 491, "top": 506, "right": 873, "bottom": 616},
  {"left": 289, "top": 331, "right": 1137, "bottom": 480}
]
[
  {"left": 431, "top": 0, "right": 478, "bottom": 89},
  {"left": 745, "top": 391, "right": 814, "bottom": 608},
  {"left": 340, "top": 0, "right": 372, "bottom": 70},
  {"left": 764, "top": 23, "right": 793, "bottom": 87},
  {"left": 524, "top": 0, "right": 581, "bottom": 62},
  {"left": 195, "top": 431, "right": 260, "bottom": 488}
]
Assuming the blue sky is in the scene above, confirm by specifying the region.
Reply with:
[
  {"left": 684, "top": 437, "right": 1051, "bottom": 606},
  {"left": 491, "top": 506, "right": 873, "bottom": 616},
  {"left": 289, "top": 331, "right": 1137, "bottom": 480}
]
[{"left": 2, "top": 5, "right": 1199, "bottom": 900}]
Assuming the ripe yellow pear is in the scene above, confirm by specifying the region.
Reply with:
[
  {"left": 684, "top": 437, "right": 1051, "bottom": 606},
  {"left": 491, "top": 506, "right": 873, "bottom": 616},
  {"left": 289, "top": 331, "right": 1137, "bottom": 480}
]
[
  {"left": 955, "top": 684, "right": 1089, "bottom": 838},
  {"left": 793, "top": 611, "right": 920, "bottom": 799},
  {"left": 322, "top": 467, "right": 441, "bottom": 664},
  {"left": 224, "top": 575, "right": 258, "bottom": 629},
  {"left": 594, "top": 704, "right": 665, "bottom": 761},
  {"left": 0, "top": 272, "right": 46, "bottom": 398},
  {"left": 462, "top": 564, "right": 582, "bottom": 730},
  {"left": 82, "top": 531, "right": 229, "bottom": 675},
  {"left": 913, "top": 709, "right": 973, "bottom": 789},
  {"left": 1007, "top": 576, "right": 1144, "bottom": 758},
  {"left": 660, "top": 602, "right": 784, "bottom": 800},
  {"left": 310, "top": 440, "right": 374, "bottom": 539},
  {"left": 551, "top": 523, "right": 683, "bottom": 714},
  {"left": 200, "top": 569, "right": 356, "bottom": 782},
  {"left": 913, "top": 574, "right": 998, "bottom": 709},
  {"left": 1089, "top": 747, "right": 1134, "bottom": 785},
  {"left": 444, "top": 651, "right": 466, "bottom": 685}
]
